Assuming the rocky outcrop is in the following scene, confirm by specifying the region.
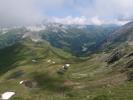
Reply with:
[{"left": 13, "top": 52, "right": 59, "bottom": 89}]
[
  {"left": 106, "top": 50, "right": 124, "bottom": 64},
  {"left": 20, "top": 80, "right": 37, "bottom": 88},
  {"left": 126, "top": 52, "right": 133, "bottom": 57},
  {"left": 126, "top": 59, "right": 133, "bottom": 68}
]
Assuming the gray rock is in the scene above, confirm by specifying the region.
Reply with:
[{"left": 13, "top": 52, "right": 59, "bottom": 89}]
[
  {"left": 106, "top": 50, "right": 124, "bottom": 64},
  {"left": 126, "top": 52, "right": 133, "bottom": 57}
]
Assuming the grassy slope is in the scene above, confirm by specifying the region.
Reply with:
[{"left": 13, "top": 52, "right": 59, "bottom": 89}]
[{"left": 0, "top": 40, "right": 133, "bottom": 100}]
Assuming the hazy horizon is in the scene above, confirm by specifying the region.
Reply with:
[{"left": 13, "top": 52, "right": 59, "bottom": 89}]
[{"left": 0, "top": 0, "right": 133, "bottom": 27}]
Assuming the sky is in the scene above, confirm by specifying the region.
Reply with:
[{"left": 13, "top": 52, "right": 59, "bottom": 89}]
[{"left": 0, "top": 0, "right": 133, "bottom": 26}]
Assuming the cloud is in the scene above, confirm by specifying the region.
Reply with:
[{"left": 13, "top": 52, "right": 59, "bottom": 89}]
[
  {"left": 77, "top": 0, "right": 133, "bottom": 20},
  {"left": 47, "top": 0, "right": 132, "bottom": 25},
  {"left": 49, "top": 16, "right": 129, "bottom": 25},
  {"left": 0, "top": 0, "right": 72, "bottom": 27},
  {"left": 0, "top": 0, "right": 45, "bottom": 27},
  {"left": 0, "top": 0, "right": 132, "bottom": 27},
  {"left": 90, "top": 16, "right": 103, "bottom": 25}
]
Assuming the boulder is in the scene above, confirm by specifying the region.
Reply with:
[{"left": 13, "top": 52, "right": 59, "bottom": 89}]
[
  {"left": 20, "top": 80, "right": 36, "bottom": 88},
  {"left": 32, "top": 59, "right": 37, "bottom": 63},
  {"left": 63, "top": 64, "right": 70, "bottom": 70},
  {"left": 106, "top": 50, "right": 123, "bottom": 64}
]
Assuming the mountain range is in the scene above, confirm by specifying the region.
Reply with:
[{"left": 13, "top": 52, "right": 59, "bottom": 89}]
[
  {"left": 0, "top": 22, "right": 133, "bottom": 100},
  {"left": 0, "top": 23, "right": 119, "bottom": 56}
]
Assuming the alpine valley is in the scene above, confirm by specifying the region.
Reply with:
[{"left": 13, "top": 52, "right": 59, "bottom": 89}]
[{"left": 0, "top": 22, "right": 133, "bottom": 100}]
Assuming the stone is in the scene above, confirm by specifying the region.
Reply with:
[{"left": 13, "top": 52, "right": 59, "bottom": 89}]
[
  {"left": 1, "top": 92, "right": 15, "bottom": 100},
  {"left": 106, "top": 50, "right": 123, "bottom": 64},
  {"left": 20, "top": 80, "right": 36, "bottom": 88}
]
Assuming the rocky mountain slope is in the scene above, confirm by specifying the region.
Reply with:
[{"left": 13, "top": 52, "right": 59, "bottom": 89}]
[
  {"left": 105, "top": 21, "right": 133, "bottom": 48},
  {"left": 0, "top": 24, "right": 119, "bottom": 56},
  {"left": 39, "top": 24, "right": 118, "bottom": 56}
]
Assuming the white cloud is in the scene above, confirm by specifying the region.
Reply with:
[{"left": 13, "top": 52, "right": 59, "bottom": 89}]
[
  {"left": 0, "top": 0, "right": 132, "bottom": 27},
  {"left": 51, "top": 16, "right": 88, "bottom": 25},
  {"left": 0, "top": 0, "right": 72, "bottom": 27},
  {"left": 78, "top": 0, "right": 133, "bottom": 20},
  {"left": 49, "top": 16, "right": 128, "bottom": 25},
  {"left": 90, "top": 16, "right": 103, "bottom": 25},
  {"left": 0, "top": 0, "right": 44, "bottom": 27}
]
